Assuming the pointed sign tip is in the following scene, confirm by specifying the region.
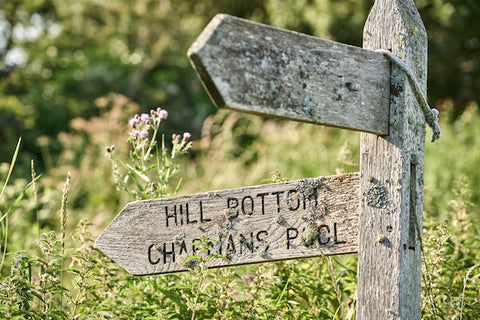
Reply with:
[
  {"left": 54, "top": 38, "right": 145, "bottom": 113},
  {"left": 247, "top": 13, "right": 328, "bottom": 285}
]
[{"left": 187, "top": 13, "right": 227, "bottom": 58}]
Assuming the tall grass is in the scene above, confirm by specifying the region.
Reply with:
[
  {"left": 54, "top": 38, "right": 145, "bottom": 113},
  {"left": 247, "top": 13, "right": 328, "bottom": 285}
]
[{"left": 0, "top": 102, "right": 479, "bottom": 318}]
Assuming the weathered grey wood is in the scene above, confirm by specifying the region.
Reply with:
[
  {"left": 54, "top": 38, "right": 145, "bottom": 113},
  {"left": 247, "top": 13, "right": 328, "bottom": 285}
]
[
  {"left": 95, "top": 173, "right": 359, "bottom": 275},
  {"left": 357, "top": 0, "right": 427, "bottom": 319},
  {"left": 188, "top": 14, "right": 390, "bottom": 135}
]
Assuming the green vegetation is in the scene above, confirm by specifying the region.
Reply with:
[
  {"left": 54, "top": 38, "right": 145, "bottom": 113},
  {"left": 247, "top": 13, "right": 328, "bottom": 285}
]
[
  {"left": 1, "top": 0, "right": 479, "bottom": 167},
  {"left": 1, "top": 0, "right": 480, "bottom": 318},
  {"left": 1, "top": 104, "right": 480, "bottom": 318}
]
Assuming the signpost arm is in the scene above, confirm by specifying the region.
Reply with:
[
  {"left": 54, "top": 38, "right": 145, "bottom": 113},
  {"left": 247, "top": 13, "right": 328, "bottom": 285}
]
[{"left": 357, "top": 0, "right": 427, "bottom": 319}]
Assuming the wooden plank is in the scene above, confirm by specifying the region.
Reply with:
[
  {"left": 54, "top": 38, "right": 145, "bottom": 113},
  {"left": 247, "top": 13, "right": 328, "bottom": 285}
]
[
  {"left": 188, "top": 14, "right": 390, "bottom": 135},
  {"left": 357, "top": 0, "right": 427, "bottom": 319},
  {"left": 95, "top": 173, "right": 359, "bottom": 275}
]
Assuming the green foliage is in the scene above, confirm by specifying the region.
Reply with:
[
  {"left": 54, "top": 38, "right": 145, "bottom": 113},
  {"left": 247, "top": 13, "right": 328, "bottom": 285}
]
[
  {"left": 425, "top": 102, "right": 480, "bottom": 218},
  {"left": 182, "top": 111, "right": 360, "bottom": 194},
  {"left": 1, "top": 1, "right": 480, "bottom": 317},
  {"left": 1, "top": 0, "right": 479, "bottom": 176},
  {"left": 422, "top": 178, "right": 480, "bottom": 319},
  {"left": 2, "top": 104, "right": 480, "bottom": 318},
  {"left": 107, "top": 107, "right": 192, "bottom": 200},
  {"left": 417, "top": 0, "right": 480, "bottom": 119},
  {"left": 0, "top": 0, "right": 265, "bottom": 168}
]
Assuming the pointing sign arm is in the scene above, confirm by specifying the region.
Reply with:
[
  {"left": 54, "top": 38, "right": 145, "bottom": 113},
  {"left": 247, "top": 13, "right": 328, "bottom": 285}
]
[
  {"left": 188, "top": 14, "right": 390, "bottom": 135},
  {"left": 95, "top": 173, "right": 359, "bottom": 275}
]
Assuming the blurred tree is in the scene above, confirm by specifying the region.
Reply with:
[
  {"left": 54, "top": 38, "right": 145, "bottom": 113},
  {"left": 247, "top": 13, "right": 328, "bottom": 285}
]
[
  {"left": 0, "top": 0, "right": 265, "bottom": 168},
  {"left": 417, "top": 0, "right": 480, "bottom": 119},
  {"left": 0, "top": 0, "right": 479, "bottom": 170}
]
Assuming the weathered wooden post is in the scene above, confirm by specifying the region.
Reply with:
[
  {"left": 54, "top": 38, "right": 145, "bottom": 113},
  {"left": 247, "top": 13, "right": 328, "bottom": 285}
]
[{"left": 357, "top": 0, "right": 427, "bottom": 319}]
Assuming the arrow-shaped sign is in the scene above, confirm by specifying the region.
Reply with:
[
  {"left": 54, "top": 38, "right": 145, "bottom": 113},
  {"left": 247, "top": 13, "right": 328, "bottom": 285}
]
[
  {"left": 95, "top": 173, "right": 359, "bottom": 275},
  {"left": 188, "top": 14, "right": 390, "bottom": 135}
]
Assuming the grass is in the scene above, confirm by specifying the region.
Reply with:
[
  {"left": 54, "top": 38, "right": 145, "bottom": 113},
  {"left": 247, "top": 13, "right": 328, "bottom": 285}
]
[{"left": 1, "top": 103, "right": 480, "bottom": 318}]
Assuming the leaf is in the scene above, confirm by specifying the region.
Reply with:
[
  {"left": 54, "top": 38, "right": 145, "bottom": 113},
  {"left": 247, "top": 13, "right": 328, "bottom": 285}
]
[
  {"left": 0, "top": 177, "right": 39, "bottom": 223},
  {"left": 182, "top": 255, "right": 202, "bottom": 265},
  {"left": 156, "top": 287, "right": 185, "bottom": 306},
  {"left": 207, "top": 253, "right": 229, "bottom": 261},
  {"left": 126, "top": 163, "right": 151, "bottom": 183},
  {"left": 0, "top": 137, "right": 21, "bottom": 201}
]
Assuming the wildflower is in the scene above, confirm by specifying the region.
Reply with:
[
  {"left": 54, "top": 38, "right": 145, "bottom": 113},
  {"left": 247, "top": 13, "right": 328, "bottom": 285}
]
[
  {"left": 132, "top": 130, "right": 140, "bottom": 139},
  {"left": 140, "top": 130, "right": 149, "bottom": 139},
  {"left": 140, "top": 113, "right": 150, "bottom": 123},
  {"left": 105, "top": 145, "right": 116, "bottom": 153},
  {"left": 241, "top": 274, "right": 253, "bottom": 285},
  {"left": 129, "top": 115, "right": 140, "bottom": 128},
  {"left": 183, "top": 132, "right": 191, "bottom": 140},
  {"left": 159, "top": 109, "right": 168, "bottom": 120},
  {"left": 172, "top": 134, "right": 179, "bottom": 140}
]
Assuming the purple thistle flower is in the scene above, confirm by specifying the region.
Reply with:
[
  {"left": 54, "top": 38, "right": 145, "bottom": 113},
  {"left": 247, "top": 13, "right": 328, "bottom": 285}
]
[
  {"left": 241, "top": 274, "right": 253, "bottom": 285},
  {"left": 140, "top": 113, "right": 150, "bottom": 123},
  {"left": 129, "top": 116, "right": 139, "bottom": 128},
  {"left": 159, "top": 109, "right": 168, "bottom": 120},
  {"left": 183, "top": 132, "right": 191, "bottom": 140},
  {"left": 132, "top": 130, "right": 140, "bottom": 139},
  {"left": 140, "top": 130, "right": 149, "bottom": 139},
  {"left": 172, "top": 134, "right": 178, "bottom": 140}
]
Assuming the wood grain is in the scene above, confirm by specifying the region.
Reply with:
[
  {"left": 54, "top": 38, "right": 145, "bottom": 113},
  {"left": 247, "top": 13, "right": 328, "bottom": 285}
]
[
  {"left": 357, "top": 0, "right": 427, "bottom": 318},
  {"left": 188, "top": 14, "right": 390, "bottom": 135},
  {"left": 95, "top": 173, "right": 359, "bottom": 275}
]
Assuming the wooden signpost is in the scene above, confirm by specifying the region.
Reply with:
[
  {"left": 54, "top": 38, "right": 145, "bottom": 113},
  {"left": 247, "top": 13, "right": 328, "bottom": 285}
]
[
  {"left": 96, "top": 0, "right": 438, "bottom": 318},
  {"left": 95, "top": 173, "right": 359, "bottom": 275}
]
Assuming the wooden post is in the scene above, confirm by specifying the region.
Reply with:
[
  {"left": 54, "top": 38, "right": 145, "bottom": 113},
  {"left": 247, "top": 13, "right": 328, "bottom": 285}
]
[{"left": 358, "top": 0, "right": 427, "bottom": 319}]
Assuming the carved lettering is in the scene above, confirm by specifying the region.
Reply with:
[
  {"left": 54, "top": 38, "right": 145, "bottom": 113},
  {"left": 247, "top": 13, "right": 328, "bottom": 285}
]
[
  {"left": 185, "top": 203, "right": 197, "bottom": 224},
  {"left": 226, "top": 234, "right": 236, "bottom": 254},
  {"left": 163, "top": 243, "right": 175, "bottom": 264},
  {"left": 179, "top": 240, "right": 188, "bottom": 255},
  {"left": 147, "top": 229, "right": 275, "bottom": 265},
  {"left": 199, "top": 201, "right": 211, "bottom": 223},
  {"left": 317, "top": 224, "right": 330, "bottom": 245},
  {"left": 227, "top": 198, "right": 239, "bottom": 219},
  {"left": 286, "top": 227, "right": 298, "bottom": 249},
  {"left": 241, "top": 196, "right": 254, "bottom": 215},
  {"left": 334, "top": 222, "right": 346, "bottom": 244},
  {"left": 148, "top": 244, "right": 160, "bottom": 265},
  {"left": 165, "top": 205, "right": 177, "bottom": 227},
  {"left": 239, "top": 232, "right": 254, "bottom": 254},
  {"left": 271, "top": 191, "right": 284, "bottom": 213},
  {"left": 286, "top": 189, "right": 300, "bottom": 211},
  {"left": 256, "top": 192, "right": 268, "bottom": 214}
]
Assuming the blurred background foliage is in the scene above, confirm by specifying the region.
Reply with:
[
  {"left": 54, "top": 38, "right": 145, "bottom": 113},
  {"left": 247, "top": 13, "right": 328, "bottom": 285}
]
[
  {"left": 1, "top": 0, "right": 479, "bottom": 168},
  {"left": 1, "top": 1, "right": 480, "bottom": 317}
]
